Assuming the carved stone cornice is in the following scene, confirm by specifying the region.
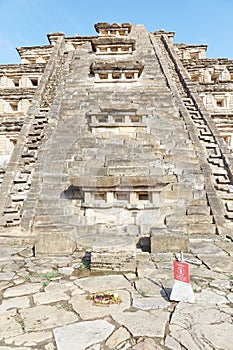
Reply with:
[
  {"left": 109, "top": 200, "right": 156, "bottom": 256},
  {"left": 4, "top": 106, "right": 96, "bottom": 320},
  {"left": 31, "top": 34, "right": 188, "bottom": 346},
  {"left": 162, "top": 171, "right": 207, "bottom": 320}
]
[
  {"left": 94, "top": 22, "right": 132, "bottom": 36},
  {"left": 90, "top": 60, "right": 144, "bottom": 74}
]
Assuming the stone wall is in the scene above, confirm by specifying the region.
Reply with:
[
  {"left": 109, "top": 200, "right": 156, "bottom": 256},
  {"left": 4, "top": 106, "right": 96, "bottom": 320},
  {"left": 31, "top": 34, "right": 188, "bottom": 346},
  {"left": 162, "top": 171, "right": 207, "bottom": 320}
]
[{"left": 0, "top": 23, "right": 232, "bottom": 260}]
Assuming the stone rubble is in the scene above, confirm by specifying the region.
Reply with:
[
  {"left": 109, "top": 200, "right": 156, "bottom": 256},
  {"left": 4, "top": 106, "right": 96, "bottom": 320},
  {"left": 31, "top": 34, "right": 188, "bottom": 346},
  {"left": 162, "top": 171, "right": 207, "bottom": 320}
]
[{"left": 0, "top": 239, "right": 232, "bottom": 349}]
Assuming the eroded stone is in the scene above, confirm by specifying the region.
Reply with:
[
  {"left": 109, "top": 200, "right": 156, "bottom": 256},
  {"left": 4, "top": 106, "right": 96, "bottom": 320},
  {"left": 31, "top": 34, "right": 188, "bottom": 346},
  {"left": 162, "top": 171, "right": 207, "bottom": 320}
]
[
  {"left": 5, "top": 331, "right": 52, "bottom": 346},
  {"left": 105, "top": 326, "right": 131, "bottom": 349},
  {"left": 20, "top": 305, "right": 78, "bottom": 331},
  {"left": 113, "top": 309, "right": 169, "bottom": 338},
  {"left": 132, "top": 291, "right": 169, "bottom": 309},
  {"left": 169, "top": 302, "right": 233, "bottom": 350},
  {"left": 53, "top": 320, "right": 115, "bottom": 350},
  {"left": 3, "top": 282, "right": 42, "bottom": 298},
  {"left": 74, "top": 274, "right": 130, "bottom": 292},
  {"left": 33, "top": 290, "right": 70, "bottom": 305},
  {"left": 0, "top": 310, "right": 23, "bottom": 340},
  {"left": 0, "top": 296, "right": 30, "bottom": 312}
]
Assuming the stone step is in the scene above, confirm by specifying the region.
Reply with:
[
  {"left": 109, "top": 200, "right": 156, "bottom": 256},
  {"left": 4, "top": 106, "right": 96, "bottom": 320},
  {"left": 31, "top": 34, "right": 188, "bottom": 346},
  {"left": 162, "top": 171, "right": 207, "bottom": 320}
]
[
  {"left": 187, "top": 223, "right": 216, "bottom": 235},
  {"left": 165, "top": 213, "right": 213, "bottom": 226},
  {"left": 225, "top": 212, "right": 233, "bottom": 220},
  {"left": 226, "top": 202, "right": 233, "bottom": 212},
  {"left": 187, "top": 206, "right": 211, "bottom": 216},
  {"left": 34, "top": 213, "right": 85, "bottom": 227},
  {"left": 184, "top": 215, "right": 213, "bottom": 224}
]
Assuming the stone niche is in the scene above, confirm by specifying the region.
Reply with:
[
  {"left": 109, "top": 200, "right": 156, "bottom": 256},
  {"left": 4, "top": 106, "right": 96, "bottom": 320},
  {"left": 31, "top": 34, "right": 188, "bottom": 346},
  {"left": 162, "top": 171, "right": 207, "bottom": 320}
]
[
  {"left": 90, "top": 60, "right": 144, "bottom": 82},
  {"left": 94, "top": 22, "right": 132, "bottom": 37},
  {"left": 201, "top": 92, "right": 232, "bottom": 111},
  {"left": 69, "top": 175, "right": 175, "bottom": 235},
  {"left": 0, "top": 98, "right": 30, "bottom": 114},
  {"left": 175, "top": 44, "right": 207, "bottom": 60},
  {"left": 0, "top": 74, "right": 40, "bottom": 88},
  {"left": 91, "top": 37, "right": 135, "bottom": 55},
  {"left": 87, "top": 108, "right": 148, "bottom": 136}
]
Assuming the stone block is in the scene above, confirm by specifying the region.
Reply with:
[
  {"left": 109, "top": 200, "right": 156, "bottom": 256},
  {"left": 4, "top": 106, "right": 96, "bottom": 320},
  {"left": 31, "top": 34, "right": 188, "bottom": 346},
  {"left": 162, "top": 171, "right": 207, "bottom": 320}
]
[
  {"left": 150, "top": 229, "right": 189, "bottom": 253},
  {"left": 90, "top": 235, "right": 136, "bottom": 272},
  {"left": 187, "top": 223, "right": 216, "bottom": 235},
  {"left": 35, "top": 231, "right": 76, "bottom": 255},
  {"left": 71, "top": 176, "right": 120, "bottom": 188},
  {"left": 187, "top": 205, "right": 210, "bottom": 215},
  {"left": 126, "top": 224, "right": 140, "bottom": 236},
  {"left": 121, "top": 175, "right": 176, "bottom": 187},
  {"left": 183, "top": 214, "right": 213, "bottom": 224}
]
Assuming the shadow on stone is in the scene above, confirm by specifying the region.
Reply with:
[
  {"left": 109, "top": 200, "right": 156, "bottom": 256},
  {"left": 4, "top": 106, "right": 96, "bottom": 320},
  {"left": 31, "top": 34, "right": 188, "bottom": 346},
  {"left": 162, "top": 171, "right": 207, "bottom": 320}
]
[{"left": 60, "top": 185, "right": 83, "bottom": 200}]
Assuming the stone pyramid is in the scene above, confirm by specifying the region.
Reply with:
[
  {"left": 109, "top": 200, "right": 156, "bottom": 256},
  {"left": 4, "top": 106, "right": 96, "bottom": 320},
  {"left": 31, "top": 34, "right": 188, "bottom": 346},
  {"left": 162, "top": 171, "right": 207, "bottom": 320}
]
[{"left": 0, "top": 23, "right": 233, "bottom": 269}]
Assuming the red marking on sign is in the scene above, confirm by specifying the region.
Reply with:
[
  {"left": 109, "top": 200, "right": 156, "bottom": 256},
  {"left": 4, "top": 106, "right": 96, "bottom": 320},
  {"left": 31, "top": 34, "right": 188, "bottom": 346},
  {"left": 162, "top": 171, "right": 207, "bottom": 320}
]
[{"left": 173, "top": 261, "right": 190, "bottom": 284}]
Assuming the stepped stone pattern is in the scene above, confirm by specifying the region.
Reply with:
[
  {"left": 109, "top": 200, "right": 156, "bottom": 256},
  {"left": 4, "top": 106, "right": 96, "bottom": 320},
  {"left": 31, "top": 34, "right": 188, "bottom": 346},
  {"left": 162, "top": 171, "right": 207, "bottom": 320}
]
[
  {"left": 0, "top": 22, "right": 233, "bottom": 350},
  {"left": 0, "top": 22, "right": 233, "bottom": 267}
]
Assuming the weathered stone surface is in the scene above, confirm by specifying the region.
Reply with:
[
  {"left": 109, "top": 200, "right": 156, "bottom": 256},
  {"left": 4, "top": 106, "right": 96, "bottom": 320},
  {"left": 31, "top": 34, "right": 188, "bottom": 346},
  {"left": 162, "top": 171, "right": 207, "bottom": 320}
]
[
  {"left": 33, "top": 290, "right": 70, "bottom": 305},
  {"left": 0, "top": 348, "right": 28, "bottom": 350},
  {"left": 0, "top": 281, "right": 13, "bottom": 292},
  {"left": 227, "top": 292, "right": 233, "bottom": 303},
  {"left": 58, "top": 267, "right": 74, "bottom": 275},
  {"left": 45, "top": 343, "right": 56, "bottom": 350},
  {"left": 197, "top": 323, "right": 233, "bottom": 350},
  {"left": 164, "top": 335, "right": 182, "bottom": 350},
  {"left": 35, "top": 232, "right": 76, "bottom": 255},
  {"left": 105, "top": 326, "right": 131, "bottom": 349},
  {"left": 132, "top": 291, "right": 169, "bottom": 309},
  {"left": 0, "top": 243, "right": 232, "bottom": 349},
  {"left": 5, "top": 331, "right": 52, "bottom": 346},
  {"left": 134, "top": 277, "right": 167, "bottom": 297},
  {"left": 20, "top": 305, "right": 78, "bottom": 331},
  {"left": 90, "top": 236, "right": 136, "bottom": 272},
  {"left": 150, "top": 229, "right": 189, "bottom": 253},
  {"left": 136, "top": 260, "right": 156, "bottom": 279},
  {"left": 45, "top": 281, "right": 77, "bottom": 294},
  {"left": 0, "top": 247, "right": 26, "bottom": 260},
  {"left": 0, "top": 272, "right": 15, "bottom": 280},
  {"left": 197, "top": 256, "right": 233, "bottom": 273},
  {"left": 194, "top": 288, "right": 228, "bottom": 304},
  {"left": 3, "top": 282, "right": 42, "bottom": 298},
  {"left": 0, "top": 310, "right": 23, "bottom": 340},
  {"left": 53, "top": 320, "right": 115, "bottom": 350},
  {"left": 191, "top": 265, "right": 229, "bottom": 280},
  {"left": 215, "top": 240, "right": 233, "bottom": 256},
  {"left": 131, "top": 338, "right": 163, "bottom": 350},
  {"left": 74, "top": 274, "right": 130, "bottom": 292},
  {"left": 169, "top": 302, "right": 233, "bottom": 350},
  {"left": 209, "top": 279, "right": 231, "bottom": 291},
  {"left": 190, "top": 241, "right": 227, "bottom": 256},
  {"left": 113, "top": 309, "right": 169, "bottom": 338},
  {"left": 0, "top": 295, "right": 30, "bottom": 312}
]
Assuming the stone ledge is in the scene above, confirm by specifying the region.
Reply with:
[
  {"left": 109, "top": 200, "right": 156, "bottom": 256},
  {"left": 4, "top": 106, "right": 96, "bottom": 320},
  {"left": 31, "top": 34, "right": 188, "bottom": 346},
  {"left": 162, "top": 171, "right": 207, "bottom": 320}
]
[{"left": 150, "top": 228, "right": 189, "bottom": 253}]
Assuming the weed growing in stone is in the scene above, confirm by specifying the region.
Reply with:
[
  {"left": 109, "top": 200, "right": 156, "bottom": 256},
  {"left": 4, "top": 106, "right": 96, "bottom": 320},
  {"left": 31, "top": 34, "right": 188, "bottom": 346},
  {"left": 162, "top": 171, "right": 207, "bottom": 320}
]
[
  {"left": 138, "top": 288, "right": 147, "bottom": 297},
  {"left": 25, "top": 270, "right": 59, "bottom": 287}
]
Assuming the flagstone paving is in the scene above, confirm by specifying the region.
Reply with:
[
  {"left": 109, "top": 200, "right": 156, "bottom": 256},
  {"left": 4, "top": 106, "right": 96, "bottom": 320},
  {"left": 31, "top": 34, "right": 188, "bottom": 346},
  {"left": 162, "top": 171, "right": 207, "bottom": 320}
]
[{"left": 0, "top": 237, "right": 233, "bottom": 349}]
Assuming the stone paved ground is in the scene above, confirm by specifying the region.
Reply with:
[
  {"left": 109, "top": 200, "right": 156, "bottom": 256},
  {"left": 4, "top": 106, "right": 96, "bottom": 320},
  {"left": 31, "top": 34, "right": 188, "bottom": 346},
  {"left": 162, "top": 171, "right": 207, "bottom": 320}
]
[{"left": 0, "top": 236, "right": 233, "bottom": 350}]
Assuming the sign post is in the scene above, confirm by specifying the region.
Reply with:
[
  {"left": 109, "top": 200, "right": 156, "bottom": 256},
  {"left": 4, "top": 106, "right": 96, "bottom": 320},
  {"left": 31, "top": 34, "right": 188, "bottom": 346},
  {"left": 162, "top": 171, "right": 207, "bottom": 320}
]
[{"left": 170, "top": 255, "right": 195, "bottom": 303}]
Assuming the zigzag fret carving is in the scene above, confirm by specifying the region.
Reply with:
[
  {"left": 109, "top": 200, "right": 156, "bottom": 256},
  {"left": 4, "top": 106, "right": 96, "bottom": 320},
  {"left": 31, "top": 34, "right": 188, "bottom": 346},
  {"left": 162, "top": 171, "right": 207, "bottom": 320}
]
[
  {"left": 2, "top": 55, "right": 66, "bottom": 226},
  {"left": 155, "top": 35, "right": 233, "bottom": 226}
]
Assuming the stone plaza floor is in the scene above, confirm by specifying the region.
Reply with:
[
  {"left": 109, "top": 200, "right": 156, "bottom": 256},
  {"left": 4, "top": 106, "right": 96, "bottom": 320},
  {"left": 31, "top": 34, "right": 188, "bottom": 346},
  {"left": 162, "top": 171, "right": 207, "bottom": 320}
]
[{"left": 0, "top": 236, "right": 233, "bottom": 350}]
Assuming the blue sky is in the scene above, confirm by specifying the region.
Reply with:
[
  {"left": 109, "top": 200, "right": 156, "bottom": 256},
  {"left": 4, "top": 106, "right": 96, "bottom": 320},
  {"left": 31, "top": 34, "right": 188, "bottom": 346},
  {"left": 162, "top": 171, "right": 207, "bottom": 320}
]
[{"left": 0, "top": 0, "right": 233, "bottom": 64}]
